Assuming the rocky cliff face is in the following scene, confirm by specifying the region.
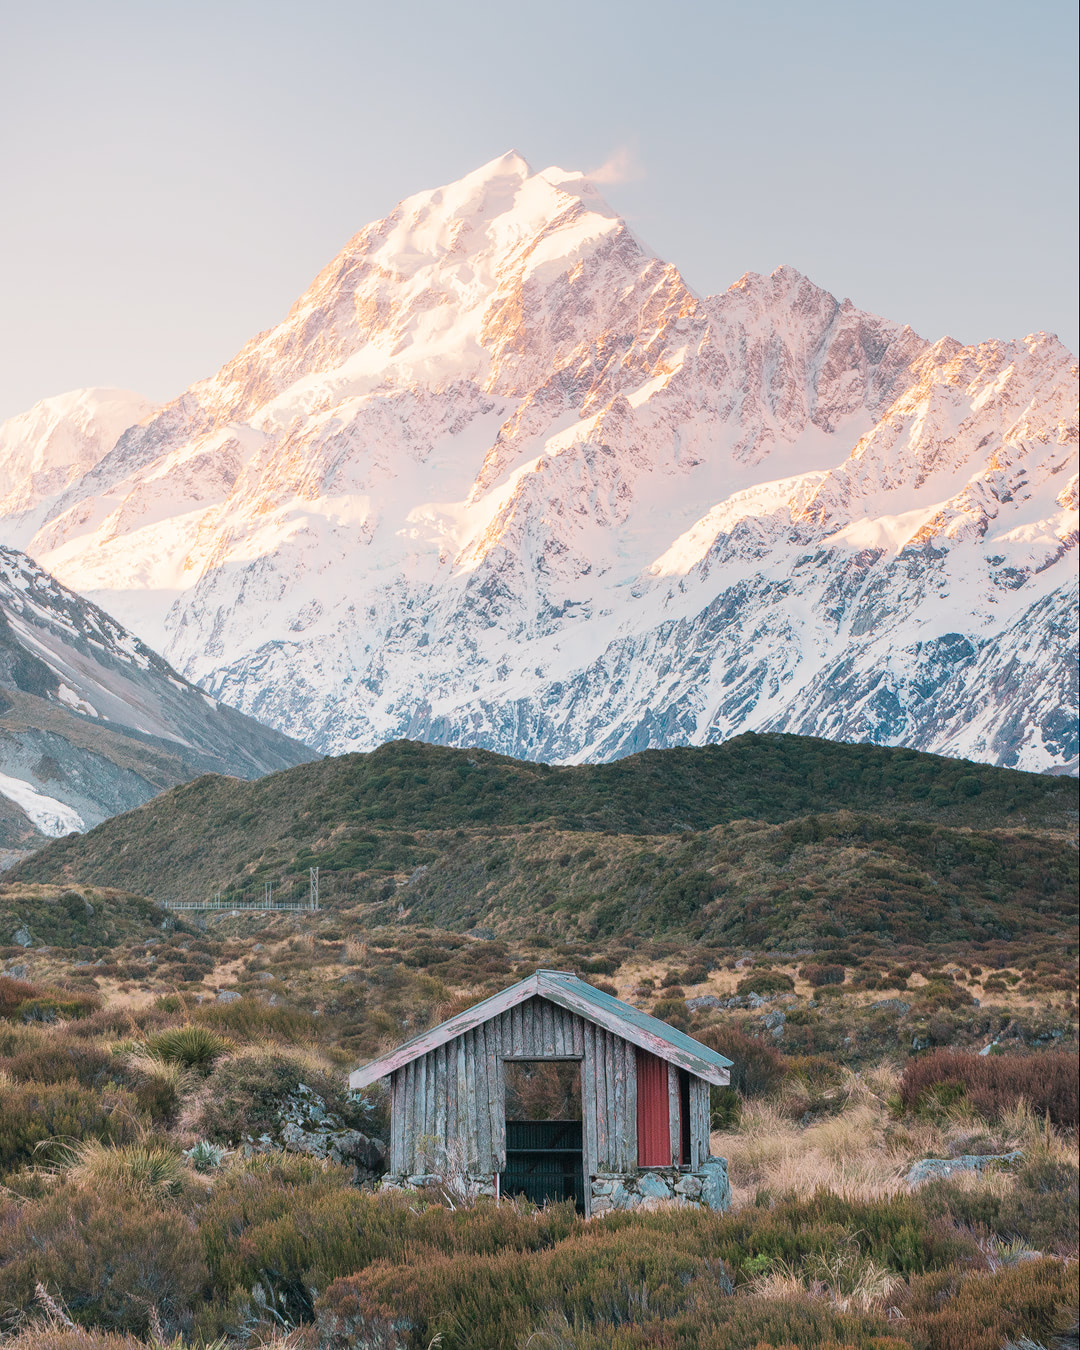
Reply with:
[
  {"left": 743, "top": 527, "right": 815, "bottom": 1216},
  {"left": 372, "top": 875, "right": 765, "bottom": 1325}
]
[
  {"left": 0, "top": 547, "right": 313, "bottom": 851},
  {"left": 2, "top": 152, "right": 1076, "bottom": 772}
]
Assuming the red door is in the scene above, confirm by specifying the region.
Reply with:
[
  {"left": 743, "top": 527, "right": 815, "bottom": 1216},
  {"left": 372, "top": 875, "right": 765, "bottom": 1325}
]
[{"left": 636, "top": 1048, "right": 671, "bottom": 1166}]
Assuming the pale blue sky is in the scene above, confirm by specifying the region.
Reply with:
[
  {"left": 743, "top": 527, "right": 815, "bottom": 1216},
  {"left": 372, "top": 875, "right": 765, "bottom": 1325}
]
[{"left": 2, "top": 0, "right": 1076, "bottom": 422}]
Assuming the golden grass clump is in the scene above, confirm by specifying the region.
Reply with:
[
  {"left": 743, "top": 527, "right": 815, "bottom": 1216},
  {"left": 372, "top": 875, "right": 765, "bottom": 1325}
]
[{"left": 44, "top": 1138, "right": 187, "bottom": 1198}]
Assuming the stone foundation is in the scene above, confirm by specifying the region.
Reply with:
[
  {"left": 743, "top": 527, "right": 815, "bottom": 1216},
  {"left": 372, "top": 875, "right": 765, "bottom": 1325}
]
[
  {"left": 589, "top": 1158, "right": 731, "bottom": 1215},
  {"left": 381, "top": 1156, "right": 731, "bottom": 1215}
]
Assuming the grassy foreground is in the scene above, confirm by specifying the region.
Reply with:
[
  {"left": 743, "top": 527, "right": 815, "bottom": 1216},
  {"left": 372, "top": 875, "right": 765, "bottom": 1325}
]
[
  {"left": 1, "top": 737, "right": 1077, "bottom": 1347},
  {"left": 0, "top": 895, "right": 1077, "bottom": 1349}
]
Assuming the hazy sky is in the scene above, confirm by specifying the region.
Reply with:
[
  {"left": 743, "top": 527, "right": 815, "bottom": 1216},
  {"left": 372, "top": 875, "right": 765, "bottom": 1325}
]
[{"left": 2, "top": 0, "right": 1076, "bottom": 422}]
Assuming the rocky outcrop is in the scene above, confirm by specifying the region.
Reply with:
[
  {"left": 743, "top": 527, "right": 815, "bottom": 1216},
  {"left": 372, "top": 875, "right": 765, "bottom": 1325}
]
[{"left": 905, "top": 1150, "right": 1023, "bottom": 1187}]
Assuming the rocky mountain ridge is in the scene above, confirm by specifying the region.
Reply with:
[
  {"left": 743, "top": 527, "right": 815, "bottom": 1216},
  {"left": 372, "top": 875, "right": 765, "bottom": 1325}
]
[
  {"left": 0, "top": 546, "right": 313, "bottom": 853},
  {"left": 1, "top": 151, "right": 1075, "bottom": 771}
]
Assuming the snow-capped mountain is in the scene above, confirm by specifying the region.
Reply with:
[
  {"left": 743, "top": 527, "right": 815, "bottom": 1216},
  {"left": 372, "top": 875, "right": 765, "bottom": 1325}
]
[
  {"left": 3, "top": 152, "right": 1076, "bottom": 773},
  {"left": 0, "top": 547, "right": 312, "bottom": 851}
]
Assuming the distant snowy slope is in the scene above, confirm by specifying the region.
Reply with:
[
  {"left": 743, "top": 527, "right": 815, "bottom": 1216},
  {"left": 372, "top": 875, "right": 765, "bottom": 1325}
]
[
  {"left": 3, "top": 152, "right": 1076, "bottom": 772},
  {"left": 0, "top": 547, "right": 313, "bottom": 850},
  {"left": 0, "top": 388, "right": 157, "bottom": 527}
]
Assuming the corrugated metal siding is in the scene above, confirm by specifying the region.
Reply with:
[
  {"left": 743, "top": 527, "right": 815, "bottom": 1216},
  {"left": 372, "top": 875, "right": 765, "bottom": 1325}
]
[{"left": 636, "top": 1048, "right": 671, "bottom": 1165}]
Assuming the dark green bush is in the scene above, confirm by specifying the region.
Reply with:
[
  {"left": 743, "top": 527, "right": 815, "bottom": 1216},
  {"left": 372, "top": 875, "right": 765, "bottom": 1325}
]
[
  {"left": 194, "top": 1051, "right": 368, "bottom": 1144},
  {"left": 918, "top": 1157, "right": 1080, "bottom": 1255},
  {"left": 801, "top": 963, "right": 846, "bottom": 987},
  {"left": 698, "top": 1024, "right": 785, "bottom": 1098},
  {"left": 898, "top": 1257, "right": 1075, "bottom": 1350},
  {"left": 0, "top": 1039, "right": 113, "bottom": 1087}
]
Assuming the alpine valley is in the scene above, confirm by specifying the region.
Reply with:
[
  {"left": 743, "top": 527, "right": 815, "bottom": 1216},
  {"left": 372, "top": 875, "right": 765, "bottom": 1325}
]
[{"left": 1, "top": 152, "right": 1076, "bottom": 773}]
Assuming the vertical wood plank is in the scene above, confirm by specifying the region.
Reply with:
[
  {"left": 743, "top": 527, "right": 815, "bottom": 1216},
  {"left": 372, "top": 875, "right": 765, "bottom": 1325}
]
[
  {"left": 572, "top": 1013, "right": 585, "bottom": 1057},
  {"left": 435, "top": 1045, "right": 447, "bottom": 1152},
  {"left": 668, "top": 1063, "right": 681, "bottom": 1167},
  {"left": 426, "top": 1051, "right": 436, "bottom": 1139},
  {"left": 555, "top": 1006, "right": 568, "bottom": 1056},
  {"left": 523, "top": 998, "right": 537, "bottom": 1056},
  {"left": 605, "top": 1032, "right": 617, "bottom": 1170},
  {"left": 625, "top": 1040, "right": 638, "bottom": 1172},
  {"left": 389, "top": 1071, "right": 401, "bottom": 1174},
  {"left": 402, "top": 1060, "right": 415, "bottom": 1175},
  {"left": 612, "top": 1034, "right": 626, "bottom": 1171},
  {"left": 582, "top": 1020, "right": 599, "bottom": 1181},
  {"left": 479, "top": 1024, "right": 493, "bottom": 1173},
  {"left": 417, "top": 1052, "right": 429, "bottom": 1144},
  {"left": 691, "top": 1075, "right": 709, "bottom": 1169},
  {"left": 455, "top": 1032, "right": 468, "bottom": 1167},
  {"left": 446, "top": 1039, "right": 457, "bottom": 1144},
  {"left": 594, "top": 1025, "right": 609, "bottom": 1170},
  {"left": 542, "top": 1000, "right": 555, "bottom": 1056},
  {"left": 486, "top": 1017, "right": 504, "bottom": 1172}
]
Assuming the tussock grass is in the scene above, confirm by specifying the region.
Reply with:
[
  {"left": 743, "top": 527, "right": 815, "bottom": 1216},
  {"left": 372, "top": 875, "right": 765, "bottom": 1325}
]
[{"left": 43, "top": 1138, "right": 187, "bottom": 1199}]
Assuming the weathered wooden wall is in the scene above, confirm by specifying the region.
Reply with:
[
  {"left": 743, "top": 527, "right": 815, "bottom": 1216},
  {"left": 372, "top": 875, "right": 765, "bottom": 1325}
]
[{"left": 387, "top": 994, "right": 707, "bottom": 1181}]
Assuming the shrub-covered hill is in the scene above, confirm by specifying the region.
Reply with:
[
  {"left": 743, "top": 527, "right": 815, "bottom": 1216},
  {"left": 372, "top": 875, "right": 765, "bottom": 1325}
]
[
  {"left": 13, "top": 734, "right": 1077, "bottom": 917},
  {"left": 0, "top": 883, "right": 165, "bottom": 954}
]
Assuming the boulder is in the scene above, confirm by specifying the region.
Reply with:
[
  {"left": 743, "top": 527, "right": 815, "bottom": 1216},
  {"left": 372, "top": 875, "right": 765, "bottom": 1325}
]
[
  {"left": 687, "top": 995, "right": 721, "bottom": 1012},
  {"left": 905, "top": 1151, "right": 1023, "bottom": 1187}
]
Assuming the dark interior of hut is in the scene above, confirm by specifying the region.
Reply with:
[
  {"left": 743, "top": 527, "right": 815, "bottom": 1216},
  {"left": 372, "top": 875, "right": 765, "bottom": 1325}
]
[{"left": 502, "top": 1060, "right": 585, "bottom": 1211}]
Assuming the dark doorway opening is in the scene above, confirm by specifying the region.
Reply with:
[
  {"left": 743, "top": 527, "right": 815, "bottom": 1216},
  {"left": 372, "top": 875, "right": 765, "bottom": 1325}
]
[{"left": 502, "top": 1060, "right": 585, "bottom": 1212}]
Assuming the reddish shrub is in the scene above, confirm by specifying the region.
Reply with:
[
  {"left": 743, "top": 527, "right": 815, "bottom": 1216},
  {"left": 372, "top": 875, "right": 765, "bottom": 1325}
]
[
  {"left": 0, "top": 976, "right": 43, "bottom": 1017},
  {"left": 898, "top": 1258, "right": 1075, "bottom": 1350},
  {"left": 900, "top": 1050, "right": 1079, "bottom": 1126},
  {"left": 697, "top": 1024, "right": 785, "bottom": 1098},
  {"left": 0, "top": 1187, "right": 205, "bottom": 1336}
]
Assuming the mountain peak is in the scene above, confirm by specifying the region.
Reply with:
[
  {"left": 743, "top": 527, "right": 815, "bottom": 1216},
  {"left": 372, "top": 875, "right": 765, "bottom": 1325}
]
[{"left": 3, "top": 160, "right": 1074, "bottom": 778}]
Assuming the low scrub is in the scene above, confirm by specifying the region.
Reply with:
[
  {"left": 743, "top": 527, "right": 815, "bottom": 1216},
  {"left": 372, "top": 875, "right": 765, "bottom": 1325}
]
[
  {"left": 900, "top": 1049, "right": 1079, "bottom": 1126},
  {"left": 0, "top": 1081, "right": 143, "bottom": 1172},
  {"left": 0, "top": 1188, "right": 206, "bottom": 1337}
]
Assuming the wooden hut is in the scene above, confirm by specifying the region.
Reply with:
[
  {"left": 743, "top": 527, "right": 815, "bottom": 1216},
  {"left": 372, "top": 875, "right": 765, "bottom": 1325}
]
[{"left": 350, "top": 969, "right": 733, "bottom": 1215}]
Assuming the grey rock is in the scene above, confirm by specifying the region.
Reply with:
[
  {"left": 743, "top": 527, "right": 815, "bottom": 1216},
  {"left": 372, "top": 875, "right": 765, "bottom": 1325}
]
[
  {"left": 762, "top": 1009, "right": 786, "bottom": 1038},
  {"left": 591, "top": 1179, "right": 614, "bottom": 1196},
  {"left": 610, "top": 1183, "right": 633, "bottom": 1210},
  {"left": 905, "top": 1151, "right": 1023, "bottom": 1187},
  {"left": 5, "top": 962, "right": 28, "bottom": 978},
  {"left": 12, "top": 927, "right": 33, "bottom": 948},
  {"left": 674, "top": 1174, "right": 703, "bottom": 1198},
  {"left": 637, "top": 1172, "right": 673, "bottom": 1201},
  {"left": 699, "top": 1157, "right": 732, "bottom": 1213},
  {"left": 746, "top": 992, "right": 767, "bottom": 1009},
  {"left": 215, "top": 989, "right": 241, "bottom": 1002},
  {"left": 687, "top": 995, "right": 721, "bottom": 1012},
  {"left": 872, "top": 998, "right": 911, "bottom": 1015}
]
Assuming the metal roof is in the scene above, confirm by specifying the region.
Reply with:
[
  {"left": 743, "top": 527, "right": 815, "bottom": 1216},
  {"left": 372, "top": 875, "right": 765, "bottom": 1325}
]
[{"left": 349, "top": 969, "right": 732, "bottom": 1089}]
